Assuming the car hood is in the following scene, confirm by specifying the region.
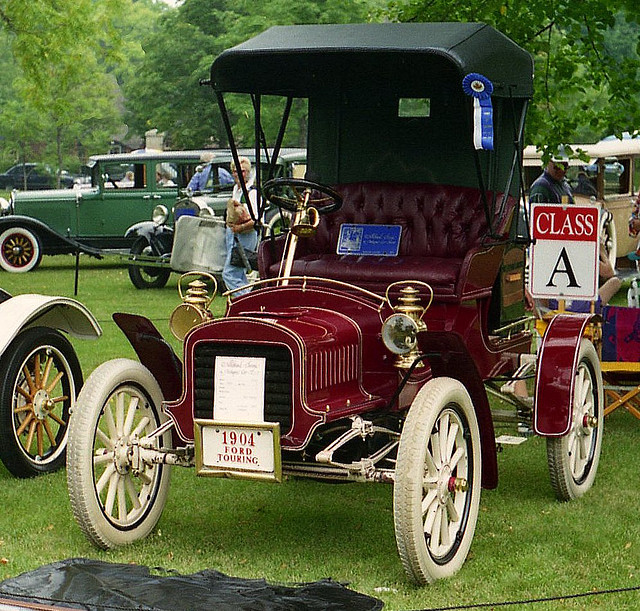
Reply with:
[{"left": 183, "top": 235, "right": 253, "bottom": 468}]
[{"left": 12, "top": 186, "right": 91, "bottom": 202}]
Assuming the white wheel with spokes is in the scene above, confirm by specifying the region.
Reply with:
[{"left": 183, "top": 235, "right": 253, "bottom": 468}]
[
  {"left": 394, "top": 377, "right": 481, "bottom": 584},
  {"left": 547, "top": 339, "right": 603, "bottom": 501},
  {"left": 600, "top": 210, "right": 616, "bottom": 268},
  {"left": 0, "top": 227, "right": 42, "bottom": 272},
  {"left": 0, "top": 327, "right": 82, "bottom": 477},
  {"left": 66, "top": 359, "right": 172, "bottom": 549}
]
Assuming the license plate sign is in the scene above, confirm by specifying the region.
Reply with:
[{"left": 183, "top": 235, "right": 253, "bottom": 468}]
[{"left": 195, "top": 421, "right": 281, "bottom": 482}]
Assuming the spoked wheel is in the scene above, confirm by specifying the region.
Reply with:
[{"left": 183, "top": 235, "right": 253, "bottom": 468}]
[
  {"left": 600, "top": 210, "right": 617, "bottom": 269},
  {"left": 0, "top": 227, "right": 42, "bottom": 272},
  {"left": 127, "top": 238, "right": 171, "bottom": 289},
  {"left": 0, "top": 327, "right": 82, "bottom": 477},
  {"left": 262, "top": 208, "right": 291, "bottom": 238},
  {"left": 547, "top": 339, "right": 603, "bottom": 501},
  {"left": 67, "top": 359, "right": 172, "bottom": 549},
  {"left": 394, "top": 377, "right": 481, "bottom": 584}
]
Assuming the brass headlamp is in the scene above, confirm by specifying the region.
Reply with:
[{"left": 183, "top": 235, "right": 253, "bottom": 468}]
[
  {"left": 169, "top": 272, "right": 217, "bottom": 341},
  {"left": 381, "top": 282, "right": 433, "bottom": 369}
]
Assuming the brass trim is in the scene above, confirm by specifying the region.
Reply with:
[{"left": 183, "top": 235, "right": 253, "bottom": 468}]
[
  {"left": 194, "top": 419, "right": 282, "bottom": 482},
  {"left": 224, "top": 275, "right": 388, "bottom": 306}
]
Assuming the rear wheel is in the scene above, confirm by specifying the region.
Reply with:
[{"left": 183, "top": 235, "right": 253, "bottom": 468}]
[
  {"left": 547, "top": 339, "right": 603, "bottom": 501},
  {"left": 600, "top": 210, "right": 616, "bottom": 268},
  {"left": 66, "top": 359, "right": 172, "bottom": 549},
  {"left": 0, "top": 327, "right": 81, "bottom": 477},
  {"left": 127, "top": 238, "right": 171, "bottom": 289},
  {"left": 0, "top": 227, "right": 42, "bottom": 272},
  {"left": 394, "top": 377, "right": 481, "bottom": 584}
]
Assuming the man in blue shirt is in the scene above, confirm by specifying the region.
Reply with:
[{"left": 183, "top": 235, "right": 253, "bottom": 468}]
[{"left": 188, "top": 152, "right": 234, "bottom": 192}]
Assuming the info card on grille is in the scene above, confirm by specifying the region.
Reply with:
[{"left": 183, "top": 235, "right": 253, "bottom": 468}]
[{"left": 214, "top": 356, "right": 266, "bottom": 422}]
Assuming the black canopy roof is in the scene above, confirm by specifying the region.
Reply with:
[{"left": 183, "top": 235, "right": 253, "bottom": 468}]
[{"left": 211, "top": 22, "right": 533, "bottom": 98}]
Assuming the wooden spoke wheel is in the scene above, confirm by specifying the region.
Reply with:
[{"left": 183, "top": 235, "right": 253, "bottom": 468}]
[{"left": 0, "top": 327, "right": 82, "bottom": 477}]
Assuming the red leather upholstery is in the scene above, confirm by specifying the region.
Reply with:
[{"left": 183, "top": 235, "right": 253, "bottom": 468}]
[{"left": 259, "top": 182, "right": 516, "bottom": 301}]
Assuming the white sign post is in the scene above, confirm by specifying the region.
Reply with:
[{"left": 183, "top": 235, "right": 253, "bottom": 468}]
[{"left": 528, "top": 203, "right": 600, "bottom": 300}]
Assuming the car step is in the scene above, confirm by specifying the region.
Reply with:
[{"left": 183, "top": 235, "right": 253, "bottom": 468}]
[{"left": 495, "top": 434, "right": 528, "bottom": 446}]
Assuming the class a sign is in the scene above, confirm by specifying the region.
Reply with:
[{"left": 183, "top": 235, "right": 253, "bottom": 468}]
[{"left": 528, "top": 203, "right": 600, "bottom": 300}]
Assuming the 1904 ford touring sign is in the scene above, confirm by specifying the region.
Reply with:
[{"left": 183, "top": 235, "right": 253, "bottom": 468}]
[{"left": 66, "top": 24, "right": 604, "bottom": 585}]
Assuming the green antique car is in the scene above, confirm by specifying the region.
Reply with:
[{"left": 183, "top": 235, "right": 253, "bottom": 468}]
[{"left": 0, "top": 150, "right": 216, "bottom": 272}]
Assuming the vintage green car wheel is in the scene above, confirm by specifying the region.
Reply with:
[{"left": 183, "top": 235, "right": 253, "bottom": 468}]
[{"left": 0, "top": 226, "right": 42, "bottom": 272}]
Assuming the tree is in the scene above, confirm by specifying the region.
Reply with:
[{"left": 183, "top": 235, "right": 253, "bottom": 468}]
[
  {"left": 0, "top": 0, "right": 126, "bottom": 178},
  {"left": 123, "top": 0, "right": 383, "bottom": 148},
  {"left": 382, "top": 1, "right": 640, "bottom": 153}
]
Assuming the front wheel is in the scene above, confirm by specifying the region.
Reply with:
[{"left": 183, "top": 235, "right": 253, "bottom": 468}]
[
  {"left": 127, "top": 238, "right": 171, "bottom": 289},
  {"left": 394, "top": 377, "right": 482, "bottom": 584},
  {"left": 66, "top": 359, "right": 172, "bottom": 549},
  {"left": 0, "top": 226, "right": 42, "bottom": 272},
  {"left": 0, "top": 327, "right": 82, "bottom": 477},
  {"left": 547, "top": 339, "right": 603, "bottom": 501}
]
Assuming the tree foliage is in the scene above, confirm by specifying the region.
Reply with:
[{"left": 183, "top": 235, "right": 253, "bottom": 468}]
[
  {"left": 0, "top": 0, "right": 127, "bottom": 175},
  {"left": 123, "top": 0, "right": 380, "bottom": 149},
  {"left": 382, "top": 1, "right": 640, "bottom": 153},
  {"left": 0, "top": 0, "right": 638, "bottom": 170}
]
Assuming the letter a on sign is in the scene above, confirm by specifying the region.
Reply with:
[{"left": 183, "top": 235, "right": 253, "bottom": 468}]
[
  {"left": 529, "top": 203, "right": 599, "bottom": 300},
  {"left": 545, "top": 247, "right": 580, "bottom": 288}
]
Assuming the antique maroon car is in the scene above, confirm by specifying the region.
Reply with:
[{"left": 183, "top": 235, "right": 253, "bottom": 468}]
[{"left": 66, "top": 23, "right": 603, "bottom": 584}]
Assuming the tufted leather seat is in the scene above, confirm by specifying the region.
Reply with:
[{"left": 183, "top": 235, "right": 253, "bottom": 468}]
[{"left": 259, "top": 182, "right": 516, "bottom": 301}]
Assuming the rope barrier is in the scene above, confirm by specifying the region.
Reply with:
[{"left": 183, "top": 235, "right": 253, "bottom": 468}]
[{"left": 411, "top": 583, "right": 640, "bottom": 610}]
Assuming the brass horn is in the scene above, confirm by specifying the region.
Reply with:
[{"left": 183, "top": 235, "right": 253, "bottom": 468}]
[{"left": 291, "top": 205, "right": 319, "bottom": 237}]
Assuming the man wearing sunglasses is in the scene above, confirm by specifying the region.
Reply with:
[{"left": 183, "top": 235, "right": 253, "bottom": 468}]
[
  {"left": 528, "top": 149, "right": 621, "bottom": 309},
  {"left": 528, "top": 155, "right": 574, "bottom": 205}
]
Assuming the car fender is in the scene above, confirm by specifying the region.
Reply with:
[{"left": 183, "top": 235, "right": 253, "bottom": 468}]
[
  {"left": 533, "top": 313, "right": 595, "bottom": 436},
  {"left": 112, "top": 312, "right": 182, "bottom": 402},
  {"left": 0, "top": 215, "right": 102, "bottom": 257},
  {"left": 418, "top": 330, "right": 498, "bottom": 490},
  {"left": 0, "top": 294, "right": 102, "bottom": 355},
  {"left": 125, "top": 221, "right": 164, "bottom": 240},
  {"left": 126, "top": 221, "right": 173, "bottom": 241},
  {"left": 125, "top": 222, "right": 174, "bottom": 256}
]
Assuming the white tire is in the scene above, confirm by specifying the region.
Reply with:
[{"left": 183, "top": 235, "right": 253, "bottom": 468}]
[
  {"left": 547, "top": 339, "right": 603, "bottom": 501},
  {"left": 394, "top": 377, "right": 482, "bottom": 584},
  {"left": 0, "top": 227, "right": 42, "bottom": 272},
  {"left": 600, "top": 211, "right": 617, "bottom": 268},
  {"left": 66, "top": 359, "right": 172, "bottom": 549}
]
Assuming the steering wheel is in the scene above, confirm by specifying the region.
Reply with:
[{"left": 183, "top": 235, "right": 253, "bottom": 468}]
[{"left": 262, "top": 178, "right": 342, "bottom": 215}]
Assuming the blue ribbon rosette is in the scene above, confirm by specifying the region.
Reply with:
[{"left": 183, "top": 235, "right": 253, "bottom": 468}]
[{"left": 462, "top": 73, "right": 494, "bottom": 151}]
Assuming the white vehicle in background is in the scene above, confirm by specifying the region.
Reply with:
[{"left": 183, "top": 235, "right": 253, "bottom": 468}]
[
  {"left": 0, "top": 289, "right": 100, "bottom": 477},
  {"left": 523, "top": 136, "right": 640, "bottom": 266}
]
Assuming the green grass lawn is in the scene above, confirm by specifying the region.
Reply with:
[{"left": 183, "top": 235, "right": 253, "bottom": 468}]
[{"left": 1, "top": 256, "right": 640, "bottom": 610}]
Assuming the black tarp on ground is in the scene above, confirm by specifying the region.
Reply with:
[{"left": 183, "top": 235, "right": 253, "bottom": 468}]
[{"left": 0, "top": 558, "right": 384, "bottom": 611}]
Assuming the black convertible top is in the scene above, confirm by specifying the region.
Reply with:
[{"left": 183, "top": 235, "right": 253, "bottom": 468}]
[{"left": 211, "top": 22, "right": 533, "bottom": 98}]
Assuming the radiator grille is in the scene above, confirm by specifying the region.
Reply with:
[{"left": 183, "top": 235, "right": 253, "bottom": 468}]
[{"left": 193, "top": 343, "right": 292, "bottom": 431}]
